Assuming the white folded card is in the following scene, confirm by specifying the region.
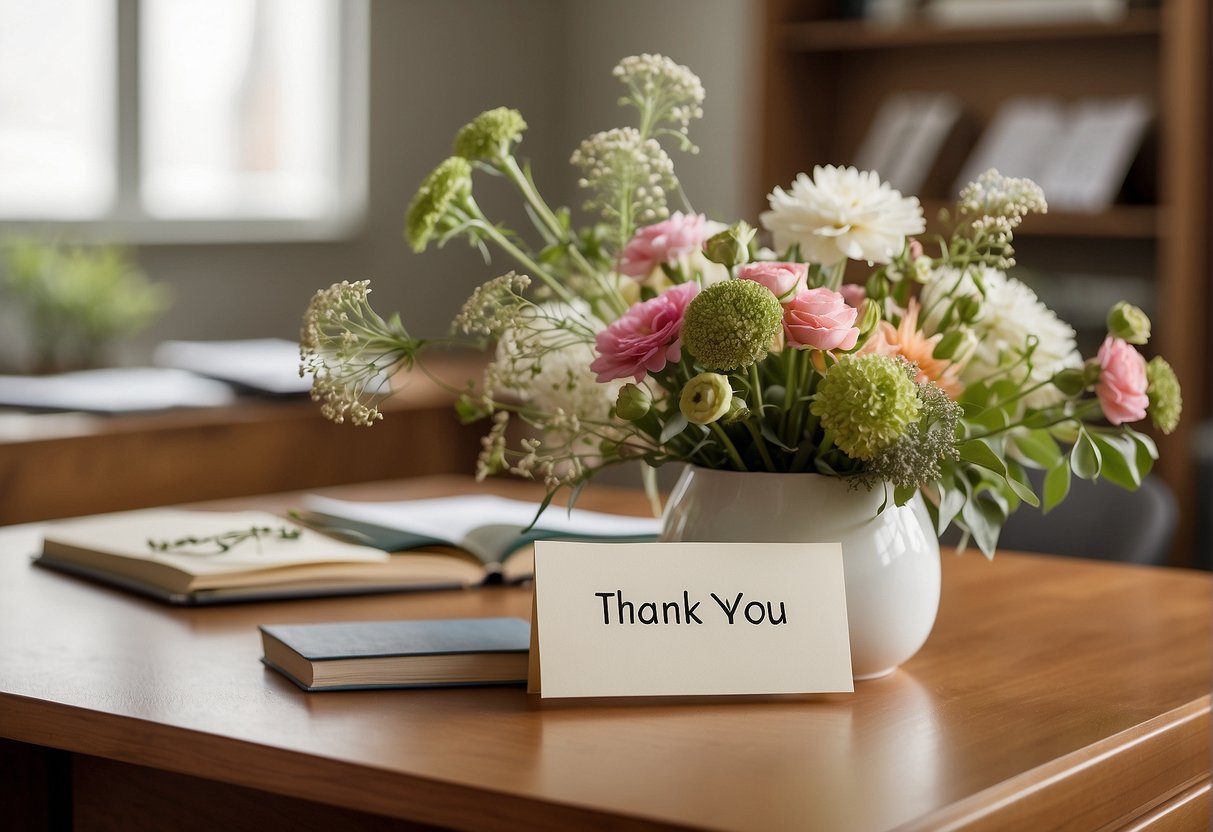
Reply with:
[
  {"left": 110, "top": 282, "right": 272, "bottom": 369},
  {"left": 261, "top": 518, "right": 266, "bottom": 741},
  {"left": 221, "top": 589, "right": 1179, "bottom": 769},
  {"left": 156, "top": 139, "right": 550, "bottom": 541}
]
[{"left": 528, "top": 541, "right": 853, "bottom": 698}]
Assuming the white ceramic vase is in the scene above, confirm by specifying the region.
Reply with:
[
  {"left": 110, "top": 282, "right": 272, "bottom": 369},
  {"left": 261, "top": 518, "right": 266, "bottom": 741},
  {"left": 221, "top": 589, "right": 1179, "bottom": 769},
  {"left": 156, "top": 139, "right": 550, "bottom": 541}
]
[{"left": 659, "top": 466, "right": 940, "bottom": 680}]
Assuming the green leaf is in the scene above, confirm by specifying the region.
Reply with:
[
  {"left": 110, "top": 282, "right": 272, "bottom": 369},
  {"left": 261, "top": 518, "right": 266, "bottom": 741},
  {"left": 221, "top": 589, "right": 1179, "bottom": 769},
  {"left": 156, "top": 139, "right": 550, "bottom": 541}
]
[
  {"left": 1126, "top": 428, "right": 1157, "bottom": 478},
  {"left": 959, "top": 439, "right": 1007, "bottom": 476},
  {"left": 659, "top": 412, "right": 688, "bottom": 444},
  {"left": 1043, "top": 462, "right": 1071, "bottom": 513},
  {"left": 1013, "top": 429, "right": 1061, "bottom": 469},
  {"left": 1051, "top": 368, "right": 1088, "bottom": 397},
  {"left": 759, "top": 422, "right": 796, "bottom": 452},
  {"left": 970, "top": 406, "right": 1009, "bottom": 433},
  {"left": 959, "top": 380, "right": 991, "bottom": 408},
  {"left": 1070, "top": 430, "right": 1102, "bottom": 480},
  {"left": 961, "top": 496, "right": 1003, "bottom": 559},
  {"left": 893, "top": 484, "right": 917, "bottom": 507},
  {"left": 937, "top": 479, "right": 967, "bottom": 536},
  {"left": 1090, "top": 432, "right": 1141, "bottom": 490},
  {"left": 932, "top": 330, "right": 966, "bottom": 361},
  {"left": 1006, "top": 476, "right": 1040, "bottom": 508}
]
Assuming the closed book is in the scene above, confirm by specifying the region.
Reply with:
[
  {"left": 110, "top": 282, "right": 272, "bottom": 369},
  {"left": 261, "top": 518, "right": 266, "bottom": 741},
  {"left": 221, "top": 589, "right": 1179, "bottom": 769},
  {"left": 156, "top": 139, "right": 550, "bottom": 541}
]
[{"left": 259, "top": 617, "right": 531, "bottom": 691}]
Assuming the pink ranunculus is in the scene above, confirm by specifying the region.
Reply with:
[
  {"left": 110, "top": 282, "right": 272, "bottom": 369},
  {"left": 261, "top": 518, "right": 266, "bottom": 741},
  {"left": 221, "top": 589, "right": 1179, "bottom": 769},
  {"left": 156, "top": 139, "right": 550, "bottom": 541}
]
[
  {"left": 1095, "top": 336, "right": 1148, "bottom": 425},
  {"left": 783, "top": 287, "right": 861, "bottom": 351},
  {"left": 619, "top": 212, "right": 710, "bottom": 279},
  {"left": 590, "top": 282, "right": 700, "bottom": 382},
  {"left": 838, "top": 282, "right": 867, "bottom": 309},
  {"left": 738, "top": 261, "right": 807, "bottom": 302}
]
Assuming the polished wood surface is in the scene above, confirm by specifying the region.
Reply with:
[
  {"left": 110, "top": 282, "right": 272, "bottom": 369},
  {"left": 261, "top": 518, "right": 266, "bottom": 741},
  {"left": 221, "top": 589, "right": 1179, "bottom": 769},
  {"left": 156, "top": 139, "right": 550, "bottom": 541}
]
[{"left": 0, "top": 477, "right": 1208, "bottom": 831}]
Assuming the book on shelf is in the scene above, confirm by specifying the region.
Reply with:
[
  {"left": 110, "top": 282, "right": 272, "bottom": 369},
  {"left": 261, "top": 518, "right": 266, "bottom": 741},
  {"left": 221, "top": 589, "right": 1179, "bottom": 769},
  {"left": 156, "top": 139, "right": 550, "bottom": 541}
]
[
  {"left": 260, "top": 617, "right": 531, "bottom": 691},
  {"left": 1037, "top": 97, "right": 1152, "bottom": 212},
  {"left": 953, "top": 95, "right": 1151, "bottom": 212},
  {"left": 33, "top": 497, "right": 660, "bottom": 604},
  {"left": 923, "top": 0, "right": 1128, "bottom": 26},
  {"left": 853, "top": 92, "right": 964, "bottom": 196},
  {"left": 951, "top": 97, "right": 1068, "bottom": 197},
  {"left": 299, "top": 493, "right": 663, "bottom": 583}
]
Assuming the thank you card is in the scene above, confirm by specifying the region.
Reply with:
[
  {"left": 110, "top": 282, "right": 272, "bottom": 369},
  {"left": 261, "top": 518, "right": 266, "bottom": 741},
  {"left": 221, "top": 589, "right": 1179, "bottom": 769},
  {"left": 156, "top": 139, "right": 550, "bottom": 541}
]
[{"left": 529, "top": 541, "right": 853, "bottom": 698}]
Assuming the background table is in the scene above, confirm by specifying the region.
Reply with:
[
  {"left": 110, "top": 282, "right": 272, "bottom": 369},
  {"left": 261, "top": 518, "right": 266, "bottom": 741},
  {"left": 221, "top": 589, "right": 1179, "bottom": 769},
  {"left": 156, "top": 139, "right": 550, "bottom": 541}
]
[
  {"left": 0, "top": 477, "right": 1208, "bottom": 831},
  {"left": 0, "top": 354, "right": 484, "bottom": 526}
]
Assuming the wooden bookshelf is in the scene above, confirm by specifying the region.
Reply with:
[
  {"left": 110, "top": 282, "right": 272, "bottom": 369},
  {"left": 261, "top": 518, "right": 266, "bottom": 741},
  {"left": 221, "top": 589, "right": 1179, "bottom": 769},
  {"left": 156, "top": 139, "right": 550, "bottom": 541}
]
[
  {"left": 920, "top": 200, "right": 1161, "bottom": 239},
  {"left": 762, "top": 0, "right": 1209, "bottom": 564},
  {"left": 782, "top": 10, "right": 1162, "bottom": 52}
]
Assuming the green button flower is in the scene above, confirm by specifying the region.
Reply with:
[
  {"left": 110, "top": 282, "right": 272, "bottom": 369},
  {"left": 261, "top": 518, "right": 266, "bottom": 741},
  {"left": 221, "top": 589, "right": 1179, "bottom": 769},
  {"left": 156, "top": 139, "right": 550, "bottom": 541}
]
[
  {"left": 1146, "top": 356, "right": 1181, "bottom": 435},
  {"left": 405, "top": 157, "right": 473, "bottom": 253},
  {"left": 810, "top": 354, "right": 920, "bottom": 460},
  {"left": 453, "top": 107, "right": 528, "bottom": 163},
  {"left": 681, "top": 279, "right": 782, "bottom": 372}
]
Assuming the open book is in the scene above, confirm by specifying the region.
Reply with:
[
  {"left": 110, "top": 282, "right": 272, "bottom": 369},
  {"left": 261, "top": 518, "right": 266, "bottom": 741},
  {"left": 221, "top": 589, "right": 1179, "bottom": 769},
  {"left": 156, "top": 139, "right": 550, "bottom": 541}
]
[
  {"left": 300, "top": 494, "right": 663, "bottom": 583},
  {"left": 34, "top": 498, "right": 661, "bottom": 604}
]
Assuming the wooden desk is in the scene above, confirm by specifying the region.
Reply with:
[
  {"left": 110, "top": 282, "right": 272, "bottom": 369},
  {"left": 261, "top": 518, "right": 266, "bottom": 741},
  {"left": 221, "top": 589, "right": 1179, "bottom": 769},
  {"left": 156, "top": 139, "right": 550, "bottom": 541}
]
[{"left": 0, "top": 477, "right": 1208, "bottom": 831}]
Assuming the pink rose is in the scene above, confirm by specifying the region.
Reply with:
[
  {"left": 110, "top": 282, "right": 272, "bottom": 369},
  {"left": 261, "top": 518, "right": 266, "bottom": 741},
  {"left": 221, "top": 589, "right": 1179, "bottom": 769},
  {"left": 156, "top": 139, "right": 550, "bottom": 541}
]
[
  {"left": 838, "top": 283, "right": 866, "bottom": 309},
  {"left": 1095, "top": 336, "right": 1148, "bottom": 425},
  {"left": 783, "top": 288, "right": 860, "bottom": 351},
  {"left": 738, "top": 262, "right": 807, "bottom": 302},
  {"left": 590, "top": 282, "right": 699, "bottom": 382},
  {"left": 619, "top": 212, "right": 710, "bottom": 279}
]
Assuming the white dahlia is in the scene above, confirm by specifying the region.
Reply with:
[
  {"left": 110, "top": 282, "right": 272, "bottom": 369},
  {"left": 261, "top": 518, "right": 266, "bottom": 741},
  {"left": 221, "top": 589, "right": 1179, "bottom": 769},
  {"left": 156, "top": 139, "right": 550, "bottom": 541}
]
[
  {"left": 923, "top": 266, "right": 1081, "bottom": 407},
  {"left": 760, "top": 165, "right": 925, "bottom": 266}
]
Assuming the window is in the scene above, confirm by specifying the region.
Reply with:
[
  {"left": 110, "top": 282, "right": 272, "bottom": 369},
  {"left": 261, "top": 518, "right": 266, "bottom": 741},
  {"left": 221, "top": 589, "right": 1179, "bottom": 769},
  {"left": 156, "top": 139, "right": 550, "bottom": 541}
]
[{"left": 0, "top": 0, "right": 367, "bottom": 241}]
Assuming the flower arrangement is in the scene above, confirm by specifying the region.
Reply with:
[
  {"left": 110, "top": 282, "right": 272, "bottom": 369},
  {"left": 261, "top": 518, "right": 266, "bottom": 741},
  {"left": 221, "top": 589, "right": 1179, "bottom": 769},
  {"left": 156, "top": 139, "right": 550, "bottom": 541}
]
[{"left": 301, "top": 54, "right": 1181, "bottom": 556}]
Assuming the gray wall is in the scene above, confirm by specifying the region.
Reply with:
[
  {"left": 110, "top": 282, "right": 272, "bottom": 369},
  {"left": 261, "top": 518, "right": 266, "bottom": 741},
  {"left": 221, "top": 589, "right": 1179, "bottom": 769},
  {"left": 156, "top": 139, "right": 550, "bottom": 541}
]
[{"left": 105, "top": 0, "right": 758, "bottom": 361}]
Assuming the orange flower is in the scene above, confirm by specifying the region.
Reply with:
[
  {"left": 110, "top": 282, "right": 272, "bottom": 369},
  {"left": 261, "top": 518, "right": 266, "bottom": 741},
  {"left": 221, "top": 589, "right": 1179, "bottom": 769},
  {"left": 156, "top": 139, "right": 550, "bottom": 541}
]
[{"left": 861, "top": 299, "right": 967, "bottom": 398}]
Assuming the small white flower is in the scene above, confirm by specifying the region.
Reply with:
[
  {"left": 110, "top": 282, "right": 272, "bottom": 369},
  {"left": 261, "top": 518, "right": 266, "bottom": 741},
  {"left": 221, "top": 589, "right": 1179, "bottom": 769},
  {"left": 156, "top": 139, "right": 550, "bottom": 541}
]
[
  {"left": 760, "top": 166, "right": 925, "bottom": 265},
  {"left": 959, "top": 169, "right": 1047, "bottom": 228}
]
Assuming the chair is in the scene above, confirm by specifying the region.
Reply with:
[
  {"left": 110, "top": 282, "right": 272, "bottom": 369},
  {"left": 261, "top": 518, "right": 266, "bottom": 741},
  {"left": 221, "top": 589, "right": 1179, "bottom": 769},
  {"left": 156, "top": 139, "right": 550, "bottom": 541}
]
[{"left": 991, "top": 470, "right": 1177, "bottom": 566}]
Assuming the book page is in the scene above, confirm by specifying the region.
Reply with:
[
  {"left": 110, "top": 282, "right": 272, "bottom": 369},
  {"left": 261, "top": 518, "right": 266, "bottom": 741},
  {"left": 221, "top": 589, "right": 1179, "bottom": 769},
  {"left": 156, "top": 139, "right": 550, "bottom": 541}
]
[
  {"left": 302, "top": 494, "right": 662, "bottom": 565},
  {"left": 42, "top": 509, "right": 389, "bottom": 578}
]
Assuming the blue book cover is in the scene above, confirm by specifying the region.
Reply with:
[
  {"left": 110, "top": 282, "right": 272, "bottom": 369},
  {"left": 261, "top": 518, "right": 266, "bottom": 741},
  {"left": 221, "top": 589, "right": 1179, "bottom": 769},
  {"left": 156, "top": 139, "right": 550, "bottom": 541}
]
[{"left": 260, "top": 617, "right": 531, "bottom": 691}]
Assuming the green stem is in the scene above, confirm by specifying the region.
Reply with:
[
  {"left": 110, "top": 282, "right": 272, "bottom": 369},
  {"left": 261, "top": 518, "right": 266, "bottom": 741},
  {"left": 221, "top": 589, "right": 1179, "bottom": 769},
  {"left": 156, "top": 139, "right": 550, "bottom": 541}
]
[
  {"left": 501, "top": 156, "right": 625, "bottom": 315},
  {"left": 709, "top": 422, "right": 748, "bottom": 471},
  {"left": 780, "top": 348, "right": 796, "bottom": 441},
  {"left": 472, "top": 220, "right": 577, "bottom": 306},
  {"left": 827, "top": 260, "right": 847, "bottom": 292},
  {"left": 744, "top": 421, "right": 777, "bottom": 472},
  {"left": 749, "top": 364, "right": 765, "bottom": 414}
]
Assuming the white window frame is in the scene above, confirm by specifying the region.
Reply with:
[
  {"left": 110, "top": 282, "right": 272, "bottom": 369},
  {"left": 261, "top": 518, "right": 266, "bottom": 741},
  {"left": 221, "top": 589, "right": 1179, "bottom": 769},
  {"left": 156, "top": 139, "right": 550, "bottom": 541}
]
[{"left": 2, "top": 0, "right": 369, "bottom": 244}]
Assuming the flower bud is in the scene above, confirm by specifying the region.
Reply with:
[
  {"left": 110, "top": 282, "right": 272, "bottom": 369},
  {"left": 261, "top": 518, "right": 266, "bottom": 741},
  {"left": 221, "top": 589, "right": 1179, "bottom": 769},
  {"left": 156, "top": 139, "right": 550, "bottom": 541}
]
[
  {"left": 722, "top": 396, "right": 750, "bottom": 424},
  {"left": 856, "top": 298, "right": 883, "bottom": 339},
  {"left": 615, "top": 383, "right": 652, "bottom": 421},
  {"left": 703, "top": 221, "right": 756, "bottom": 268},
  {"left": 679, "top": 372, "right": 733, "bottom": 425},
  {"left": 1106, "top": 301, "right": 1150, "bottom": 345}
]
